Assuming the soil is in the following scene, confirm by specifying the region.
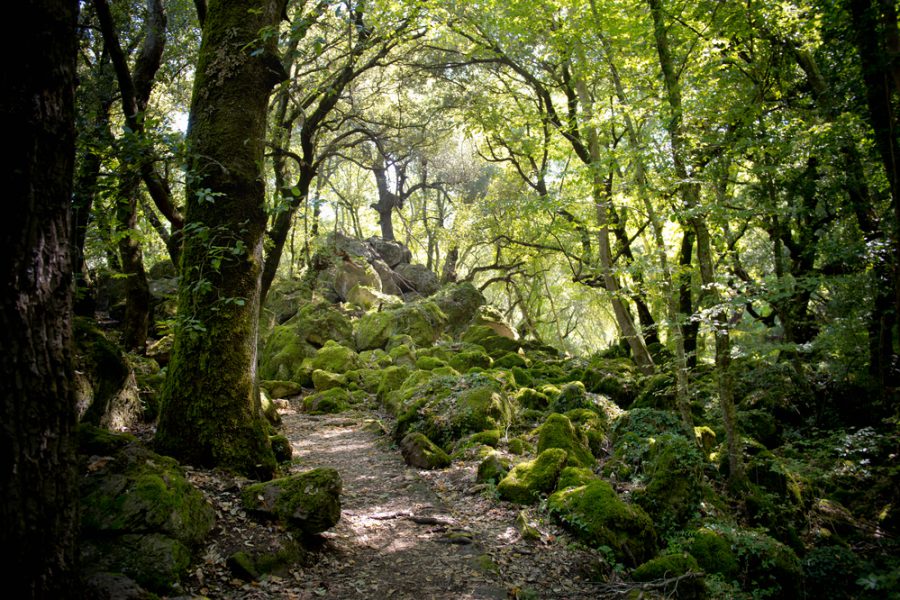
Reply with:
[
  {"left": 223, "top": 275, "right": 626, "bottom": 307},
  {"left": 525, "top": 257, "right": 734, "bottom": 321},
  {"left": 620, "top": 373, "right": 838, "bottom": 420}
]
[{"left": 176, "top": 400, "right": 614, "bottom": 599}]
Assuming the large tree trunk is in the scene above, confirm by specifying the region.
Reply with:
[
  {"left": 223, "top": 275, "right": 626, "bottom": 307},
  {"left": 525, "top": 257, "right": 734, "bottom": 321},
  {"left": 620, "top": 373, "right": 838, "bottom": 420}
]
[
  {"left": 116, "top": 176, "right": 151, "bottom": 350},
  {"left": 155, "top": 0, "right": 286, "bottom": 479},
  {"left": 0, "top": 0, "right": 80, "bottom": 595}
]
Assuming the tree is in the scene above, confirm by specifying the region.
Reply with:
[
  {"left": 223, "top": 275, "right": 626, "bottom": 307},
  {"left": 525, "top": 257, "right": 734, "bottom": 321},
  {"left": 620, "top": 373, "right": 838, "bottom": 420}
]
[
  {"left": 0, "top": 0, "right": 80, "bottom": 595},
  {"left": 155, "top": 0, "right": 288, "bottom": 478}
]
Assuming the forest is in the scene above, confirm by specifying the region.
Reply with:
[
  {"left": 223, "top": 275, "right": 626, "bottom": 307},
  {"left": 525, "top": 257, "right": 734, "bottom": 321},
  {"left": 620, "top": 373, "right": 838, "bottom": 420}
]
[{"left": 3, "top": 0, "right": 900, "bottom": 597}]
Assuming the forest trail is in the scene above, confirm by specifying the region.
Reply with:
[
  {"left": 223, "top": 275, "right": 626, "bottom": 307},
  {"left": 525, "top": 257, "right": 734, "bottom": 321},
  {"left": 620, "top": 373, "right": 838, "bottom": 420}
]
[{"left": 275, "top": 405, "right": 605, "bottom": 600}]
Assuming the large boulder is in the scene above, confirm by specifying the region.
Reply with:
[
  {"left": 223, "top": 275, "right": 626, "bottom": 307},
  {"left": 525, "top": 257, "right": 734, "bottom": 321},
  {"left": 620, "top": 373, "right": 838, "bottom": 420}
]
[
  {"left": 394, "top": 263, "right": 440, "bottom": 296},
  {"left": 241, "top": 468, "right": 342, "bottom": 534},
  {"left": 354, "top": 300, "right": 448, "bottom": 351},
  {"left": 431, "top": 282, "right": 485, "bottom": 336},
  {"left": 78, "top": 428, "right": 215, "bottom": 593},
  {"left": 369, "top": 257, "right": 403, "bottom": 296},
  {"left": 310, "top": 340, "right": 360, "bottom": 374},
  {"left": 547, "top": 479, "right": 657, "bottom": 566},
  {"left": 366, "top": 236, "right": 412, "bottom": 267},
  {"left": 333, "top": 256, "right": 381, "bottom": 301}
]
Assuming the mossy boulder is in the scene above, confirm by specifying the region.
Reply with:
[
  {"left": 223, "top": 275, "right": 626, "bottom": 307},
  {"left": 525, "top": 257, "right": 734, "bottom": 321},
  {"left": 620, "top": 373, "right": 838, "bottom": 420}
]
[
  {"left": 78, "top": 438, "right": 215, "bottom": 593},
  {"left": 393, "top": 372, "right": 514, "bottom": 449},
  {"left": 376, "top": 365, "right": 413, "bottom": 404},
  {"left": 633, "top": 433, "right": 704, "bottom": 535},
  {"left": 547, "top": 480, "right": 657, "bottom": 566},
  {"left": 355, "top": 301, "right": 448, "bottom": 350},
  {"left": 565, "top": 408, "right": 609, "bottom": 456},
  {"left": 302, "top": 388, "right": 350, "bottom": 414},
  {"left": 310, "top": 340, "right": 361, "bottom": 374},
  {"left": 684, "top": 529, "right": 738, "bottom": 578},
  {"left": 400, "top": 432, "right": 451, "bottom": 469},
  {"left": 260, "top": 389, "right": 281, "bottom": 426},
  {"left": 432, "top": 282, "right": 485, "bottom": 336},
  {"left": 632, "top": 553, "right": 705, "bottom": 600},
  {"left": 515, "top": 387, "right": 549, "bottom": 410},
  {"left": 632, "top": 373, "right": 676, "bottom": 410},
  {"left": 394, "top": 262, "right": 440, "bottom": 296},
  {"left": 497, "top": 448, "right": 569, "bottom": 504},
  {"left": 477, "top": 451, "right": 511, "bottom": 483},
  {"left": 259, "top": 301, "right": 354, "bottom": 379},
  {"left": 581, "top": 358, "right": 640, "bottom": 407},
  {"left": 536, "top": 413, "right": 595, "bottom": 468},
  {"left": 507, "top": 437, "right": 529, "bottom": 455},
  {"left": 311, "top": 369, "right": 346, "bottom": 392},
  {"left": 449, "top": 349, "right": 494, "bottom": 371},
  {"left": 416, "top": 356, "right": 448, "bottom": 370},
  {"left": 461, "top": 325, "right": 521, "bottom": 358},
  {"left": 258, "top": 326, "right": 317, "bottom": 385},
  {"left": 261, "top": 379, "right": 303, "bottom": 399},
  {"left": 549, "top": 381, "right": 590, "bottom": 413},
  {"left": 714, "top": 526, "right": 802, "bottom": 599},
  {"left": 555, "top": 466, "right": 598, "bottom": 490},
  {"left": 388, "top": 343, "right": 417, "bottom": 368},
  {"left": 270, "top": 435, "right": 293, "bottom": 463},
  {"left": 80, "top": 443, "right": 215, "bottom": 545},
  {"left": 241, "top": 468, "right": 342, "bottom": 534},
  {"left": 494, "top": 352, "right": 529, "bottom": 369}
]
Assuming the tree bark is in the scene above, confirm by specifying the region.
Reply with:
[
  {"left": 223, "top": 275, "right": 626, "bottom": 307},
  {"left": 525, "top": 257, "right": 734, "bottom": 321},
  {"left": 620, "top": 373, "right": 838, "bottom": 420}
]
[
  {"left": 155, "top": 0, "right": 287, "bottom": 479},
  {"left": 0, "top": 0, "right": 80, "bottom": 595}
]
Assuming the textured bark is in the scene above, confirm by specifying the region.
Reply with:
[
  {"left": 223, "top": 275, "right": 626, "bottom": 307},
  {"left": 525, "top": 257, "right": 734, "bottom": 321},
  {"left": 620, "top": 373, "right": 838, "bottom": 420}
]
[
  {"left": 116, "top": 174, "right": 151, "bottom": 350},
  {"left": 0, "top": 0, "right": 80, "bottom": 595},
  {"left": 155, "top": 0, "right": 287, "bottom": 478}
]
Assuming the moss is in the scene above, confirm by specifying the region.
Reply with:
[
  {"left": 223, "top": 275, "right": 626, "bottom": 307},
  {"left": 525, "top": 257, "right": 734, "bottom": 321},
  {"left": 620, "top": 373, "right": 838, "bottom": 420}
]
[
  {"left": 497, "top": 448, "right": 568, "bottom": 504},
  {"left": 270, "top": 435, "right": 293, "bottom": 463},
  {"left": 302, "top": 388, "right": 350, "bottom": 414},
  {"left": 547, "top": 480, "right": 657, "bottom": 566},
  {"left": 241, "top": 468, "right": 342, "bottom": 534},
  {"left": 507, "top": 437, "right": 529, "bottom": 455},
  {"left": 461, "top": 324, "right": 520, "bottom": 357},
  {"left": 511, "top": 366, "right": 534, "bottom": 387},
  {"left": 633, "top": 433, "right": 704, "bottom": 536},
  {"left": 376, "top": 365, "right": 412, "bottom": 404},
  {"left": 477, "top": 451, "right": 511, "bottom": 483},
  {"left": 76, "top": 423, "right": 137, "bottom": 456},
  {"left": 516, "top": 387, "right": 549, "bottom": 410},
  {"left": 82, "top": 533, "right": 191, "bottom": 593},
  {"left": 449, "top": 349, "right": 494, "bottom": 371},
  {"left": 258, "top": 324, "right": 318, "bottom": 384},
  {"left": 632, "top": 373, "right": 676, "bottom": 410},
  {"left": 549, "top": 381, "right": 590, "bottom": 413},
  {"left": 565, "top": 408, "right": 609, "bottom": 456},
  {"left": 431, "top": 282, "right": 486, "bottom": 336},
  {"left": 261, "top": 379, "right": 303, "bottom": 398},
  {"left": 354, "top": 301, "right": 448, "bottom": 351},
  {"left": 354, "top": 310, "right": 395, "bottom": 350},
  {"left": 311, "top": 369, "right": 346, "bottom": 391},
  {"left": 359, "top": 348, "right": 393, "bottom": 368},
  {"left": 227, "top": 551, "right": 259, "bottom": 581},
  {"left": 400, "top": 432, "right": 451, "bottom": 469},
  {"left": 80, "top": 444, "right": 215, "bottom": 546},
  {"left": 495, "top": 352, "right": 528, "bottom": 369},
  {"left": 694, "top": 426, "right": 716, "bottom": 457},
  {"left": 581, "top": 358, "right": 640, "bottom": 407},
  {"left": 388, "top": 343, "right": 417, "bottom": 368},
  {"left": 713, "top": 525, "right": 802, "bottom": 599},
  {"left": 685, "top": 530, "right": 738, "bottom": 578},
  {"left": 416, "top": 356, "right": 447, "bottom": 370},
  {"left": 537, "top": 413, "right": 595, "bottom": 468},
  {"left": 260, "top": 389, "right": 281, "bottom": 426},
  {"left": 310, "top": 340, "right": 360, "bottom": 374},
  {"left": 632, "top": 553, "right": 705, "bottom": 600},
  {"left": 556, "top": 466, "right": 597, "bottom": 490}
]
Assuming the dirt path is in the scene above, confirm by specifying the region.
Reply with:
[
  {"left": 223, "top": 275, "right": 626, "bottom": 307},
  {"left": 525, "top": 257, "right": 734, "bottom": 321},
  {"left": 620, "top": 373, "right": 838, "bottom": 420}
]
[{"left": 280, "top": 407, "right": 606, "bottom": 600}]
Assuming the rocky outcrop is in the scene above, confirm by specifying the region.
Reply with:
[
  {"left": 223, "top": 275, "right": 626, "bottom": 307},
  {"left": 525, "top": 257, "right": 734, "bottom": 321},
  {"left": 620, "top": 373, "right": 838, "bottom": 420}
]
[{"left": 241, "top": 469, "right": 342, "bottom": 535}]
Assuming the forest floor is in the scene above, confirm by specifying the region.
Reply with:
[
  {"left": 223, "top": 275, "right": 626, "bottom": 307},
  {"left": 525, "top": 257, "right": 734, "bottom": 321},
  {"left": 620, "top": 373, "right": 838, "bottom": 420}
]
[{"left": 177, "top": 400, "right": 612, "bottom": 599}]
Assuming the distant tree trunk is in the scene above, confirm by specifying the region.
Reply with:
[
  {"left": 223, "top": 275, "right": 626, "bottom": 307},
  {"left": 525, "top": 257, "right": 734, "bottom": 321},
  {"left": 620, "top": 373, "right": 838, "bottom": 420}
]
[
  {"left": 371, "top": 154, "right": 400, "bottom": 241},
  {"left": 116, "top": 175, "right": 151, "bottom": 350},
  {"left": 0, "top": 0, "right": 80, "bottom": 595},
  {"left": 156, "top": 0, "right": 287, "bottom": 479},
  {"left": 677, "top": 229, "right": 699, "bottom": 368}
]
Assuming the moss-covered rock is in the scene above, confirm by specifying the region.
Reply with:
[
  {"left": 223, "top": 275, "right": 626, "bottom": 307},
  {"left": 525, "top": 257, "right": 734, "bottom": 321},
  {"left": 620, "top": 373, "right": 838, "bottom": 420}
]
[
  {"left": 270, "top": 435, "right": 293, "bottom": 463},
  {"left": 555, "top": 466, "right": 597, "bottom": 490},
  {"left": 581, "top": 358, "right": 640, "bottom": 408},
  {"left": 227, "top": 550, "right": 260, "bottom": 581},
  {"left": 477, "top": 451, "right": 511, "bottom": 483},
  {"left": 631, "top": 553, "right": 705, "bottom": 600},
  {"left": 261, "top": 379, "right": 303, "bottom": 398},
  {"left": 565, "top": 408, "right": 609, "bottom": 456},
  {"left": 416, "top": 355, "right": 448, "bottom": 370},
  {"left": 241, "top": 468, "right": 342, "bottom": 534},
  {"left": 684, "top": 529, "right": 738, "bottom": 578},
  {"left": 537, "top": 413, "right": 595, "bottom": 468},
  {"left": 632, "top": 373, "right": 676, "bottom": 410},
  {"left": 81, "top": 533, "right": 191, "bottom": 593},
  {"left": 388, "top": 343, "right": 417, "bottom": 368},
  {"left": 515, "top": 387, "right": 550, "bottom": 411},
  {"left": 376, "top": 365, "right": 413, "bottom": 404},
  {"left": 495, "top": 352, "right": 529, "bottom": 369},
  {"left": 633, "top": 433, "right": 704, "bottom": 535},
  {"left": 310, "top": 340, "right": 361, "bottom": 374},
  {"left": 549, "top": 381, "right": 589, "bottom": 413},
  {"left": 547, "top": 479, "right": 657, "bottom": 566},
  {"left": 461, "top": 325, "right": 521, "bottom": 358},
  {"left": 713, "top": 526, "right": 802, "bottom": 599},
  {"left": 355, "top": 301, "right": 448, "bottom": 350},
  {"left": 432, "top": 282, "right": 486, "bottom": 336},
  {"left": 311, "top": 369, "right": 346, "bottom": 392},
  {"left": 80, "top": 443, "right": 215, "bottom": 545},
  {"left": 400, "top": 432, "right": 451, "bottom": 469},
  {"left": 507, "top": 437, "right": 529, "bottom": 455},
  {"left": 260, "top": 389, "right": 281, "bottom": 426},
  {"left": 302, "top": 388, "right": 350, "bottom": 414},
  {"left": 497, "top": 448, "right": 568, "bottom": 504},
  {"left": 449, "top": 348, "right": 494, "bottom": 371}
]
